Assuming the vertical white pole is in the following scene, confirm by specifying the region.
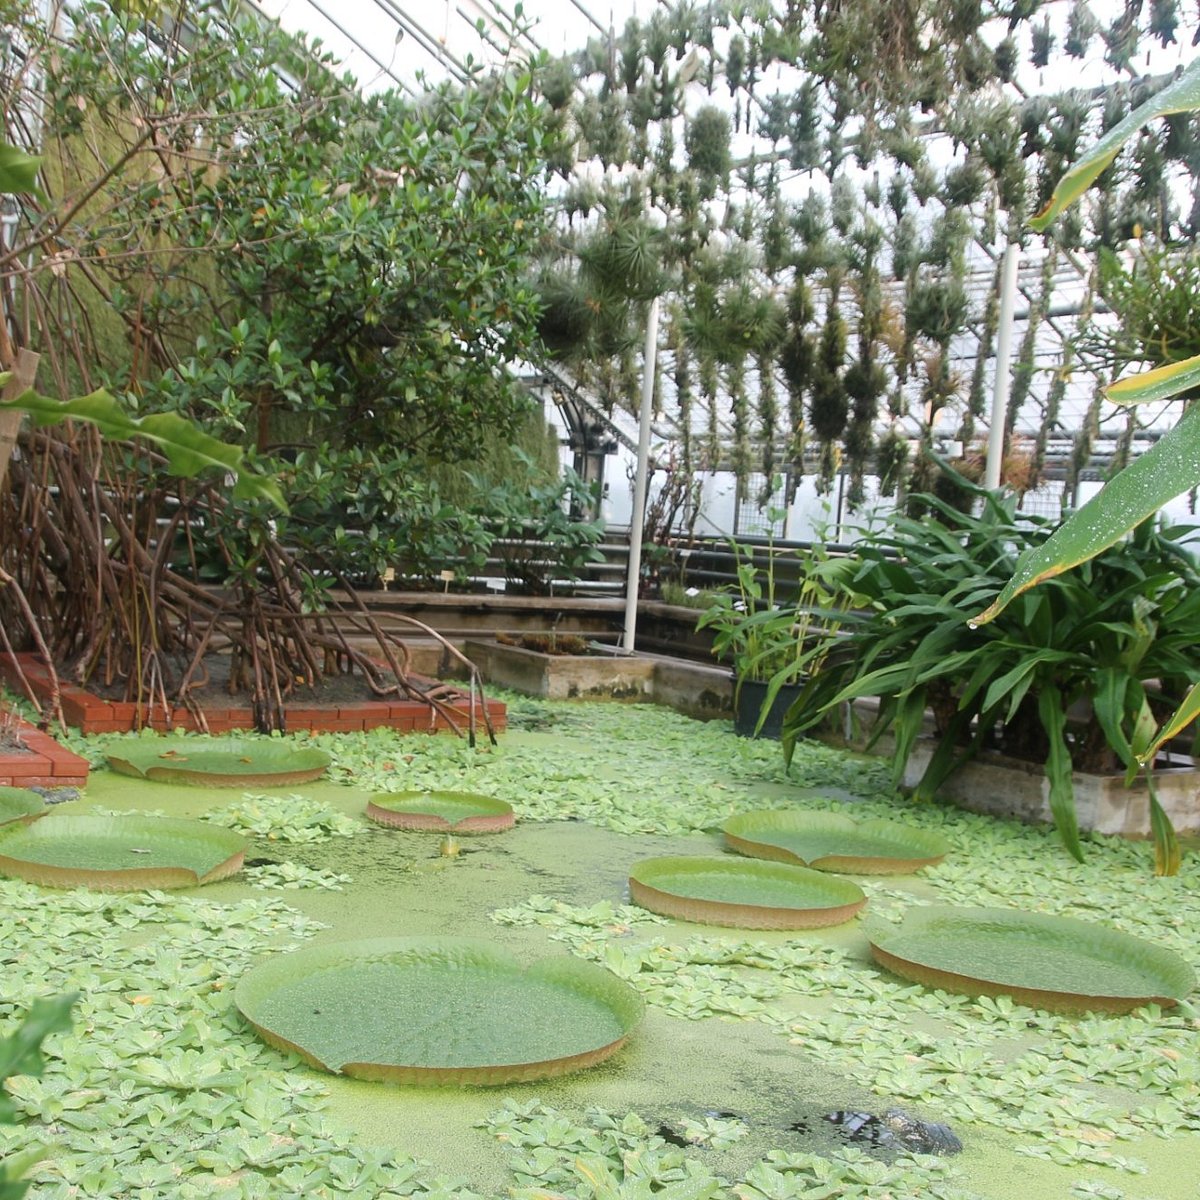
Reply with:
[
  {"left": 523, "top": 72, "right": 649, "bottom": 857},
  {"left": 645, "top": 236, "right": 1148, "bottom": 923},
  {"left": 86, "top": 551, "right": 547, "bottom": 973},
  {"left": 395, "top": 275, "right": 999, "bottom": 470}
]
[
  {"left": 985, "top": 243, "right": 1021, "bottom": 491},
  {"left": 622, "top": 295, "right": 660, "bottom": 652}
]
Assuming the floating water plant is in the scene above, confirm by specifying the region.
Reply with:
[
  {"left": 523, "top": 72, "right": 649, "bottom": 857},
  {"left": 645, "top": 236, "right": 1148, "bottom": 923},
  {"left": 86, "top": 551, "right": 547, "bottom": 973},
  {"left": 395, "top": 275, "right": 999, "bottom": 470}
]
[
  {"left": 628, "top": 856, "right": 866, "bottom": 929},
  {"left": 722, "top": 810, "right": 950, "bottom": 874},
  {"left": 105, "top": 736, "right": 330, "bottom": 786},
  {"left": 365, "top": 791, "right": 515, "bottom": 833},
  {"left": 235, "top": 937, "right": 642, "bottom": 1085},
  {"left": 0, "top": 814, "right": 246, "bottom": 891},
  {"left": 0, "top": 786, "right": 44, "bottom": 827},
  {"left": 866, "top": 905, "right": 1196, "bottom": 1014}
]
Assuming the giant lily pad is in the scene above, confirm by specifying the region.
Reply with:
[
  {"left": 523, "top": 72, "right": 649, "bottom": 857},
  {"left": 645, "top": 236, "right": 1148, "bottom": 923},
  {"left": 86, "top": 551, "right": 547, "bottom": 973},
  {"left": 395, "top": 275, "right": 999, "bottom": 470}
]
[
  {"left": 866, "top": 905, "right": 1196, "bottom": 1015},
  {"left": 106, "top": 736, "right": 330, "bottom": 786},
  {"left": 722, "top": 811, "right": 950, "bottom": 874},
  {"left": 235, "top": 937, "right": 642, "bottom": 1086},
  {"left": 366, "top": 791, "right": 514, "bottom": 833},
  {"left": 628, "top": 855, "right": 866, "bottom": 929},
  {"left": 0, "top": 814, "right": 246, "bottom": 890},
  {"left": 0, "top": 786, "right": 45, "bottom": 828}
]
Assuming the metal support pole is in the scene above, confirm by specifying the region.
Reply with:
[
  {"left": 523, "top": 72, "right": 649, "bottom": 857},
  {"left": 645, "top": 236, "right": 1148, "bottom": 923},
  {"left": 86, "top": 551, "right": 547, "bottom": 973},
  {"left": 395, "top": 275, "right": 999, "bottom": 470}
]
[
  {"left": 985, "top": 243, "right": 1021, "bottom": 491},
  {"left": 622, "top": 295, "right": 660, "bottom": 652}
]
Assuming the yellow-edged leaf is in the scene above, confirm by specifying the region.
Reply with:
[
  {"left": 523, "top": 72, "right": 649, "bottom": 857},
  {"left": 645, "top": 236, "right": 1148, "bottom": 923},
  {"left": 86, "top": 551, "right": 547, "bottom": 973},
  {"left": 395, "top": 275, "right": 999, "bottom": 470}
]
[
  {"left": 1106, "top": 353, "right": 1200, "bottom": 406},
  {"left": 1031, "top": 58, "right": 1200, "bottom": 231},
  {"left": 1138, "top": 681, "right": 1200, "bottom": 767}
]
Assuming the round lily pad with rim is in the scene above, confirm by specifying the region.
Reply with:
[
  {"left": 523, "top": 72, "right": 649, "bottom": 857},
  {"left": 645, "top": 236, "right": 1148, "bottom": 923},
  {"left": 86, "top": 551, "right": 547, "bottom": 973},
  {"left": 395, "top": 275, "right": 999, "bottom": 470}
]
[
  {"left": 866, "top": 905, "right": 1196, "bottom": 1015},
  {"left": 0, "top": 814, "right": 246, "bottom": 891},
  {"left": 234, "top": 937, "right": 642, "bottom": 1086},
  {"left": 628, "top": 855, "right": 866, "bottom": 929},
  {"left": 365, "top": 791, "right": 514, "bottom": 833},
  {"left": 722, "top": 810, "right": 950, "bottom": 874},
  {"left": 105, "top": 736, "right": 330, "bottom": 786},
  {"left": 0, "top": 786, "right": 45, "bottom": 828}
]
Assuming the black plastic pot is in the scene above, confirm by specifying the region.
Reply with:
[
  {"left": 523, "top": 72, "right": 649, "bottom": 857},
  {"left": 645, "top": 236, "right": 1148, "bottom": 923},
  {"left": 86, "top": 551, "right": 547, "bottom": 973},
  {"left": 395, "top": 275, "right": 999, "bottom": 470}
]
[{"left": 733, "top": 678, "right": 804, "bottom": 739}]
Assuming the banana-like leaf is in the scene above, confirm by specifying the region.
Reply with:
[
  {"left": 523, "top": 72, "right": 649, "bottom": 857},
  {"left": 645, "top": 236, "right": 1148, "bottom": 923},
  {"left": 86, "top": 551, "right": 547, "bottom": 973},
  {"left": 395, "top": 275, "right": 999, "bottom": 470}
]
[
  {"left": 1144, "top": 770, "right": 1182, "bottom": 877},
  {"left": 0, "top": 142, "right": 43, "bottom": 197},
  {"left": 1138, "top": 680, "right": 1200, "bottom": 766},
  {"left": 1038, "top": 686, "right": 1084, "bottom": 863},
  {"left": 973, "top": 403, "right": 1200, "bottom": 625},
  {"left": 1030, "top": 58, "right": 1200, "bottom": 231},
  {"left": 1107, "top": 353, "right": 1200, "bottom": 406},
  {"left": 0, "top": 384, "right": 286, "bottom": 511}
]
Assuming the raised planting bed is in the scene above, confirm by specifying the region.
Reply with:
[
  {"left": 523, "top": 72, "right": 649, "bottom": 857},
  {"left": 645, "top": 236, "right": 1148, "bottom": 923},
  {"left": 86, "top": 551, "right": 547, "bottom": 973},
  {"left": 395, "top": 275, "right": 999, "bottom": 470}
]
[
  {"left": 0, "top": 709, "right": 89, "bottom": 789},
  {"left": 628, "top": 855, "right": 867, "bottom": 929},
  {"left": 235, "top": 937, "right": 642, "bottom": 1086},
  {"left": 0, "top": 814, "right": 246, "bottom": 891},
  {"left": 1, "top": 651, "right": 506, "bottom": 736},
  {"left": 463, "top": 638, "right": 731, "bottom": 719},
  {"left": 903, "top": 741, "right": 1200, "bottom": 838},
  {"left": 866, "top": 905, "right": 1196, "bottom": 1015},
  {"left": 722, "top": 810, "right": 951, "bottom": 874},
  {"left": 365, "top": 791, "right": 515, "bottom": 833}
]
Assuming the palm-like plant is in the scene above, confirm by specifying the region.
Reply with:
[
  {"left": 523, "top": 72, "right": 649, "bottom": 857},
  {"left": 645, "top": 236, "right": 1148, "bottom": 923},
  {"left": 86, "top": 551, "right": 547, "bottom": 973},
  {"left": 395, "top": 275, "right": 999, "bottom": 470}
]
[{"left": 782, "top": 482, "right": 1200, "bottom": 870}]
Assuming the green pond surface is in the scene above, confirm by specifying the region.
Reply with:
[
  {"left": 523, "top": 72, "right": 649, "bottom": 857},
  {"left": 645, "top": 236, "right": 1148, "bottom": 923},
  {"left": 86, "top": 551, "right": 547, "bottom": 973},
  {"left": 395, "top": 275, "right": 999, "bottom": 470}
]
[
  {"left": 7, "top": 698, "right": 1200, "bottom": 1200},
  {"left": 250, "top": 959, "right": 627, "bottom": 1069}
]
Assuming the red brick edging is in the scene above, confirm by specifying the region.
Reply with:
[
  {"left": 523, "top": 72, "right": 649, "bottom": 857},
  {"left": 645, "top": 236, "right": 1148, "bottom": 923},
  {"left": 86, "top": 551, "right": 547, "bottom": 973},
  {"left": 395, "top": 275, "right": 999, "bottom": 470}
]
[
  {"left": 1, "top": 653, "right": 505, "bottom": 738},
  {"left": 0, "top": 710, "right": 89, "bottom": 789}
]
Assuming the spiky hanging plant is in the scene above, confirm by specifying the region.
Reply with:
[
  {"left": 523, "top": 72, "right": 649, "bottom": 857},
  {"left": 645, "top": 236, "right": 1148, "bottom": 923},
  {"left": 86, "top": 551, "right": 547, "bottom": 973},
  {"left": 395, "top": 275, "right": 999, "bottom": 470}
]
[
  {"left": 1065, "top": 0, "right": 1098, "bottom": 58},
  {"left": 1005, "top": 249, "right": 1057, "bottom": 444},
  {"left": 698, "top": 349, "right": 720, "bottom": 463},
  {"left": 779, "top": 277, "right": 815, "bottom": 485},
  {"left": 756, "top": 352, "right": 779, "bottom": 479},
  {"left": 727, "top": 357, "right": 752, "bottom": 482},
  {"left": 809, "top": 271, "right": 849, "bottom": 493},
  {"left": 672, "top": 320, "right": 695, "bottom": 471},
  {"left": 964, "top": 261, "right": 1002, "bottom": 444},
  {"left": 685, "top": 105, "right": 732, "bottom": 199},
  {"left": 843, "top": 231, "right": 887, "bottom": 507}
]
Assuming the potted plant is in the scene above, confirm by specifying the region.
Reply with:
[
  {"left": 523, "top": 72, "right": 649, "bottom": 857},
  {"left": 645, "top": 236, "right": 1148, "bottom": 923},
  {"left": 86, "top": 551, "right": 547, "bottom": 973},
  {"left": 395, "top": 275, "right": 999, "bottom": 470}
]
[
  {"left": 696, "top": 520, "right": 861, "bottom": 738},
  {"left": 780, "top": 477, "right": 1200, "bottom": 872}
]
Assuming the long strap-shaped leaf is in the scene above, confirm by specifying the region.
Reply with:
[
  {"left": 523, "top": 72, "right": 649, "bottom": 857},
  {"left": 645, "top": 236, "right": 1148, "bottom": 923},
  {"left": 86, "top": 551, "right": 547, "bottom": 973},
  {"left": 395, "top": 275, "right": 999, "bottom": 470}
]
[
  {"left": 0, "top": 384, "right": 286, "bottom": 511},
  {"left": 1037, "top": 685, "right": 1084, "bottom": 863},
  {"left": 973, "top": 403, "right": 1200, "bottom": 625}
]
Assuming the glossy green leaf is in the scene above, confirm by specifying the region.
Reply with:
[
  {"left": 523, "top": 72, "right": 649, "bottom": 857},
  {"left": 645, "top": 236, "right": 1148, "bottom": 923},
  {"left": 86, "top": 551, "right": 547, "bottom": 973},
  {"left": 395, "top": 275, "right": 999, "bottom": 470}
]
[
  {"left": 973, "top": 404, "right": 1200, "bottom": 625},
  {"left": 0, "top": 788, "right": 44, "bottom": 828},
  {"left": 0, "top": 384, "right": 286, "bottom": 511},
  {"left": 1030, "top": 58, "right": 1200, "bottom": 230},
  {"left": 0, "top": 142, "right": 43, "bottom": 197}
]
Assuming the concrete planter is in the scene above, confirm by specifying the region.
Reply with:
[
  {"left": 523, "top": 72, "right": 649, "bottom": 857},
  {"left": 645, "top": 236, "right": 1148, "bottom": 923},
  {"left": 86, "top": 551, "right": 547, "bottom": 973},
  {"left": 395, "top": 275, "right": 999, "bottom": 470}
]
[
  {"left": 463, "top": 639, "right": 732, "bottom": 720},
  {"left": 904, "top": 741, "right": 1200, "bottom": 838}
]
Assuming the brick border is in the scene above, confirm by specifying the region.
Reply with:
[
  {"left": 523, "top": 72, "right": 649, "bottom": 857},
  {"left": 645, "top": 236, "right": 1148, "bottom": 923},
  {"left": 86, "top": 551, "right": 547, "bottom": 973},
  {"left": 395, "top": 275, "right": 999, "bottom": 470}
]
[
  {"left": 1, "top": 653, "right": 505, "bottom": 738},
  {"left": 0, "top": 710, "right": 89, "bottom": 789}
]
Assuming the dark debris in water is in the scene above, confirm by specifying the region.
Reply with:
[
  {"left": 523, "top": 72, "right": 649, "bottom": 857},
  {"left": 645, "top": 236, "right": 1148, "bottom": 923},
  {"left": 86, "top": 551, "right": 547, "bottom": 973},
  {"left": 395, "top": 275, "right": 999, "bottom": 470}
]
[
  {"left": 29, "top": 785, "right": 81, "bottom": 805},
  {"left": 820, "top": 1109, "right": 963, "bottom": 1156}
]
